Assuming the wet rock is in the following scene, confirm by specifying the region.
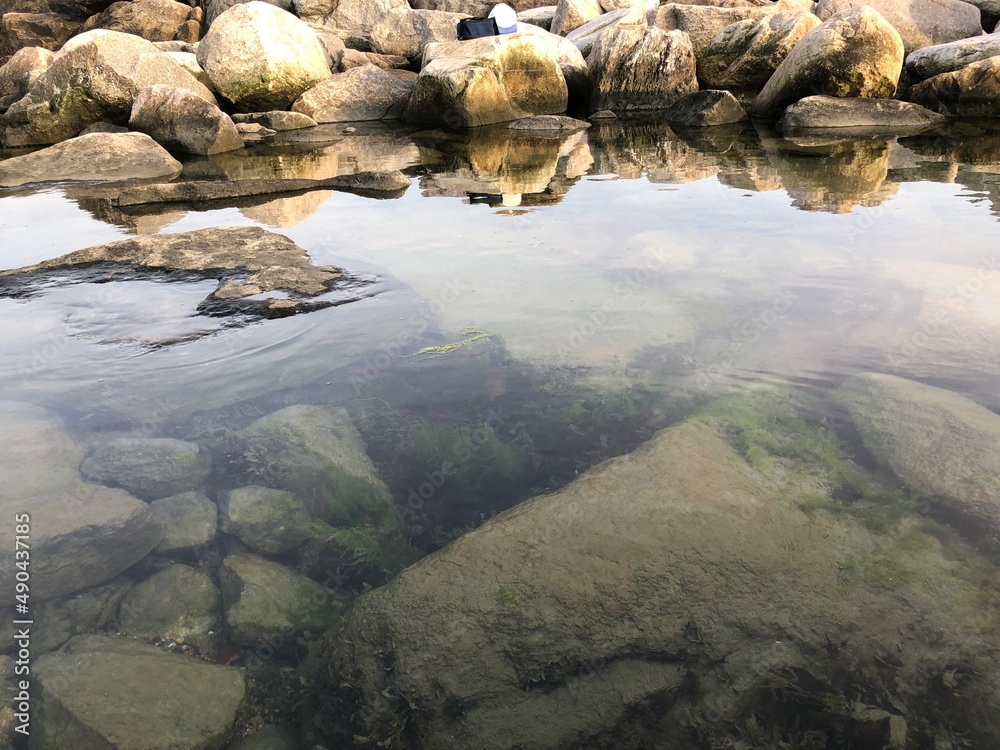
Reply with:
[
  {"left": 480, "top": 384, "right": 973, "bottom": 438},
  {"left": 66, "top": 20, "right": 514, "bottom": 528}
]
[
  {"left": 81, "top": 437, "right": 212, "bottom": 499},
  {"left": 519, "top": 5, "right": 556, "bottom": 30},
  {"left": 750, "top": 6, "right": 905, "bottom": 118},
  {"left": 565, "top": 6, "right": 644, "bottom": 56},
  {"left": 909, "top": 57, "right": 1000, "bottom": 117},
  {"left": 196, "top": 1, "right": 330, "bottom": 113},
  {"left": 232, "top": 110, "right": 317, "bottom": 130},
  {"left": 0, "top": 12, "right": 80, "bottom": 61},
  {"left": 664, "top": 89, "right": 748, "bottom": 126},
  {"left": 815, "top": 0, "right": 983, "bottom": 55},
  {"left": 404, "top": 34, "right": 568, "bottom": 127},
  {"left": 777, "top": 95, "right": 945, "bottom": 135},
  {"left": 292, "top": 64, "right": 414, "bottom": 123},
  {"left": 85, "top": 0, "right": 194, "bottom": 42},
  {"left": 550, "top": 0, "right": 602, "bottom": 36},
  {"left": 228, "top": 726, "right": 299, "bottom": 750},
  {"left": 34, "top": 635, "right": 245, "bottom": 749},
  {"left": 219, "top": 485, "right": 311, "bottom": 554},
  {"left": 219, "top": 552, "right": 342, "bottom": 646},
  {"left": 0, "top": 131, "right": 183, "bottom": 187},
  {"left": 587, "top": 25, "right": 697, "bottom": 113},
  {"left": 129, "top": 84, "right": 242, "bottom": 155},
  {"left": 906, "top": 33, "right": 1000, "bottom": 81},
  {"left": 508, "top": 114, "right": 591, "bottom": 130},
  {"left": 0, "top": 401, "right": 163, "bottom": 602},
  {"left": 119, "top": 564, "right": 221, "bottom": 640},
  {"left": 233, "top": 405, "right": 394, "bottom": 524},
  {"left": 653, "top": 1, "right": 798, "bottom": 58},
  {"left": 148, "top": 491, "right": 218, "bottom": 552},
  {"left": 0, "top": 45, "right": 53, "bottom": 111},
  {"left": 698, "top": 11, "right": 821, "bottom": 91},
  {"left": 33, "top": 578, "right": 132, "bottom": 654},
  {"left": 836, "top": 373, "right": 1000, "bottom": 536},
  {"left": 370, "top": 8, "right": 464, "bottom": 59},
  {"left": 0, "top": 226, "right": 345, "bottom": 310},
  {"left": 205, "top": 0, "right": 292, "bottom": 27},
  {"left": 1, "top": 29, "right": 216, "bottom": 147}
]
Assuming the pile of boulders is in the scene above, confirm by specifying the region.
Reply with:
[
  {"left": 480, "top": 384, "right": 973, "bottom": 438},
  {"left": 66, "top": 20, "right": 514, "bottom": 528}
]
[{"left": 1, "top": 0, "right": 998, "bottom": 173}]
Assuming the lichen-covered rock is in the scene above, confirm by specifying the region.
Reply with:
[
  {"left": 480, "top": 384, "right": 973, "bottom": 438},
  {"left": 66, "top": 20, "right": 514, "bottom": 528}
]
[
  {"left": 587, "top": 25, "right": 698, "bottom": 113},
  {"left": 0, "top": 12, "right": 80, "bottom": 61},
  {"left": 698, "top": 11, "right": 821, "bottom": 90},
  {"left": 370, "top": 8, "right": 464, "bottom": 59},
  {"left": 148, "top": 491, "right": 218, "bottom": 552},
  {"left": 0, "top": 45, "right": 53, "bottom": 111},
  {"left": 86, "top": 0, "right": 194, "bottom": 42},
  {"left": 909, "top": 56, "right": 1000, "bottom": 117},
  {"left": 550, "top": 0, "right": 602, "bottom": 36},
  {"left": 219, "top": 553, "right": 343, "bottom": 646},
  {"left": 81, "top": 436, "right": 212, "bottom": 500},
  {"left": 0, "top": 401, "right": 163, "bottom": 602},
  {"left": 906, "top": 33, "right": 1000, "bottom": 81},
  {"left": 1, "top": 29, "right": 216, "bottom": 147},
  {"left": 219, "top": 485, "right": 311, "bottom": 554},
  {"left": 404, "top": 33, "right": 568, "bottom": 127},
  {"left": 196, "top": 1, "right": 330, "bottom": 112},
  {"left": 776, "top": 94, "right": 945, "bottom": 133},
  {"left": 292, "top": 64, "right": 414, "bottom": 122},
  {"left": 664, "top": 89, "right": 748, "bottom": 126},
  {"left": 119, "top": 564, "right": 221, "bottom": 640},
  {"left": 34, "top": 635, "right": 245, "bottom": 749},
  {"left": 749, "top": 6, "right": 904, "bottom": 118},
  {"left": 129, "top": 83, "right": 243, "bottom": 155},
  {"left": 815, "top": 0, "right": 983, "bottom": 55},
  {"left": 837, "top": 373, "right": 1000, "bottom": 535}
]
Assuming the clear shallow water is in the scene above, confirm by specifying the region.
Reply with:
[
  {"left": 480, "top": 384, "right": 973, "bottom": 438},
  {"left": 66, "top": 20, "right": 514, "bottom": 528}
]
[{"left": 2, "top": 119, "right": 1000, "bottom": 747}]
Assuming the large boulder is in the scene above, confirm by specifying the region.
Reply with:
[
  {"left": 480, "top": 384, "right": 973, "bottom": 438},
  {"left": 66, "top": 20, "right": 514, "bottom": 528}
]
[
  {"left": 1, "top": 29, "right": 216, "bottom": 147},
  {"left": 129, "top": 83, "right": 243, "bottom": 155},
  {"left": 312, "top": 410, "right": 1000, "bottom": 748},
  {"left": 836, "top": 373, "right": 1000, "bottom": 535},
  {"left": 815, "top": 0, "right": 984, "bottom": 55},
  {"left": 33, "top": 579, "right": 132, "bottom": 655},
  {"left": 34, "top": 635, "right": 245, "bottom": 749},
  {"left": 565, "top": 6, "right": 645, "bottom": 56},
  {"left": 85, "top": 0, "right": 195, "bottom": 42},
  {"left": 776, "top": 94, "right": 946, "bottom": 133},
  {"left": 0, "top": 12, "right": 80, "bottom": 61},
  {"left": 404, "top": 33, "right": 568, "bottom": 127},
  {"left": 219, "top": 553, "right": 343, "bottom": 647},
  {"left": 550, "top": 0, "right": 603, "bottom": 36},
  {"left": 698, "top": 11, "right": 821, "bottom": 91},
  {"left": 81, "top": 436, "right": 212, "bottom": 500},
  {"left": 119, "top": 564, "right": 222, "bottom": 640},
  {"left": 218, "top": 485, "right": 312, "bottom": 554},
  {"left": 749, "top": 6, "right": 905, "bottom": 118},
  {"left": 196, "top": 1, "right": 330, "bottom": 112},
  {"left": 653, "top": 0, "right": 805, "bottom": 58},
  {"left": 293, "top": 0, "right": 410, "bottom": 43},
  {"left": 513, "top": 23, "right": 589, "bottom": 100},
  {"left": 370, "top": 8, "right": 464, "bottom": 59},
  {"left": 0, "top": 131, "right": 182, "bottom": 187},
  {"left": 909, "top": 56, "right": 1000, "bottom": 116},
  {"left": 0, "top": 401, "right": 163, "bottom": 602},
  {"left": 0, "top": 45, "right": 53, "bottom": 111},
  {"left": 205, "top": 0, "right": 293, "bottom": 27},
  {"left": 587, "top": 25, "right": 698, "bottom": 113},
  {"left": 291, "top": 64, "right": 414, "bottom": 122},
  {"left": 906, "top": 33, "right": 1000, "bottom": 80}
]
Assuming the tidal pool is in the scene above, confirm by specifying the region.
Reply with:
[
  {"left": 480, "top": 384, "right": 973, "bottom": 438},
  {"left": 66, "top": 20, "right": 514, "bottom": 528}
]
[{"left": 1, "top": 119, "right": 999, "bottom": 748}]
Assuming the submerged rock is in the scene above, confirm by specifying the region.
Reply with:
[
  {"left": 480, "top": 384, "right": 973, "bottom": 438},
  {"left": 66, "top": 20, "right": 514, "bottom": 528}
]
[
  {"left": 777, "top": 95, "right": 945, "bottom": 134},
  {"left": 219, "top": 485, "right": 311, "bottom": 554},
  {"left": 34, "top": 635, "right": 245, "bottom": 749},
  {"left": 664, "top": 89, "right": 748, "bottom": 127},
  {"left": 587, "top": 25, "right": 697, "bottom": 113},
  {"left": 81, "top": 436, "right": 212, "bottom": 500},
  {"left": 0, "top": 132, "right": 182, "bottom": 187},
  {"left": 310, "top": 398, "right": 1000, "bottom": 748},
  {"left": 196, "top": 1, "right": 330, "bottom": 112},
  {"left": 219, "top": 552, "right": 343, "bottom": 646},
  {"left": 148, "top": 491, "right": 218, "bottom": 552},
  {"left": 129, "top": 83, "right": 243, "bottom": 155},
  {"left": 119, "top": 564, "right": 221, "bottom": 640},
  {"left": 750, "top": 6, "right": 904, "bottom": 118},
  {"left": 0, "top": 401, "right": 163, "bottom": 602},
  {"left": 33, "top": 578, "right": 132, "bottom": 655},
  {"left": 836, "top": 373, "right": 1000, "bottom": 536}
]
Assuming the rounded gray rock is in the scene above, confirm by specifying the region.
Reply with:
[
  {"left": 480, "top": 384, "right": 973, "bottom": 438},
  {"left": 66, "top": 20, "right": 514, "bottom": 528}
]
[
  {"left": 148, "top": 491, "right": 218, "bottom": 552},
  {"left": 119, "top": 564, "right": 222, "bottom": 640},
  {"left": 218, "top": 485, "right": 311, "bottom": 554},
  {"left": 81, "top": 436, "right": 212, "bottom": 499}
]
